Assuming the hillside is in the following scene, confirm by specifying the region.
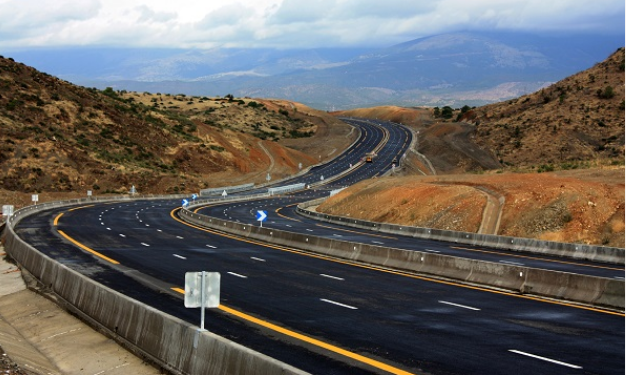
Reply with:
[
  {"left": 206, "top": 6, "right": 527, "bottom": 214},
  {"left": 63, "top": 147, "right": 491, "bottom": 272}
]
[
  {"left": 470, "top": 47, "right": 625, "bottom": 169},
  {"left": 335, "top": 48, "right": 625, "bottom": 174},
  {"left": 0, "top": 56, "right": 355, "bottom": 208},
  {"left": 325, "top": 49, "right": 625, "bottom": 247}
]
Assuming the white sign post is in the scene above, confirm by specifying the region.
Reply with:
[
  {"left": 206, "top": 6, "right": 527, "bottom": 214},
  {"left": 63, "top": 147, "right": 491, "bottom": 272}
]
[
  {"left": 256, "top": 210, "right": 267, "bottom": 227},
  {"left": 184, "top": 271, "right": 220, "bottom": 331},
  {"left": 32, "top": 194, "right": 38, "bottom": 205},
  {"left": 2, "top": 205, "right": 14, "bottom": 219}
]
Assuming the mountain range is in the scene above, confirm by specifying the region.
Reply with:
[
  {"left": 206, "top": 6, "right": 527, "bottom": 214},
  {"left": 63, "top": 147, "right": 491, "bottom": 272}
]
[{"left": 5, "top": 31, "right": 623, "bottom": 109}]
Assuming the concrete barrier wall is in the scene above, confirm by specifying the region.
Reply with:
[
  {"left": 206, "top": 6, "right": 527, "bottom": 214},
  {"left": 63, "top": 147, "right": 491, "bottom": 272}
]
[
  {"left": 295, "top": 198, "right": 625, "bottom": 265},
  {"left": 201, "top": 183, "right": 255, "bottom": 196},
  {"left": 2, "top": 200, "right": 308, "bottom": 375},
  {"left": 180, "top": 209, "right": 625, "bottom": 311}
]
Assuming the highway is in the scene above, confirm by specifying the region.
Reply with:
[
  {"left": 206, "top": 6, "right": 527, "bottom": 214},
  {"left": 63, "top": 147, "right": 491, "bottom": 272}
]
[
  {"left": 196, "top": 196, "right": 625, "bottom": 279},
  {"left": 13, "top": 118, "right": 625, "bottom": 375}
]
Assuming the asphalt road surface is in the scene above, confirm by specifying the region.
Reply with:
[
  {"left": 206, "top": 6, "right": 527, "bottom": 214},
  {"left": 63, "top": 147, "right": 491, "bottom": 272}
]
[{"left": 15, "top": 201, "right": 625, "bottom": 375}]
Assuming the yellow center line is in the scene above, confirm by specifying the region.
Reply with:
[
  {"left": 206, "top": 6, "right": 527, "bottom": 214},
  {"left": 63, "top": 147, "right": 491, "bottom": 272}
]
[
  {"left": 170, "top": 288, "right": 417, "bottom": 375},
  {"left": 54, "top": 206, "right": 121, "bottom": 265},
  {"left": 275, "top": 206, "right": 302, "bottom": 222},
  {"left": 68, "top": 204, "right": 95, "bottom": 211},
  {"left": 57, "top": 230, "right": 120, "bottom": 265},
  {"left": 53, "top": 212, "right": 64, "bottom": 226}
]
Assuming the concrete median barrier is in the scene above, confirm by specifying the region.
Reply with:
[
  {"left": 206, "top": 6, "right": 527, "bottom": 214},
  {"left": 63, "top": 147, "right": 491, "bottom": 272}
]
[
  {"left": 180, "top": 207, "right": 624, "bottom": 311},
  {"left": 295, "top": 199, "right": 624, "bottom": 265}
]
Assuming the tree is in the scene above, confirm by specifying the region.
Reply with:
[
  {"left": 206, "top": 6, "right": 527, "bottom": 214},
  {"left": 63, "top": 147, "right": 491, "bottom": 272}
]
[
  {"left": 597, "top": 86, "right": 615, "bottom": 99},
  {"left": 441, "top": 106, "right": 454, "bottom": 119}
]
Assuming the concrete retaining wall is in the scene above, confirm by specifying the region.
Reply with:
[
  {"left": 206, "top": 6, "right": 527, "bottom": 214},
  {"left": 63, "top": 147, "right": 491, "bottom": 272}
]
[
  {"left": 2, "top": 199, "right": 308, "bottom": 375},
  {"left": 296, "top": 198, "right": 625, "bottom": 265},
  {"left": 180, "top": 208, "right": 624, "bottom": 311}
]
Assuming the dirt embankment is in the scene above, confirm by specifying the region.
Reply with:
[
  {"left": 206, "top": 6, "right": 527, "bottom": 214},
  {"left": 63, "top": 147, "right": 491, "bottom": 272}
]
[{"left": 317, "top": 167, "right": 625, "bottom": 247}]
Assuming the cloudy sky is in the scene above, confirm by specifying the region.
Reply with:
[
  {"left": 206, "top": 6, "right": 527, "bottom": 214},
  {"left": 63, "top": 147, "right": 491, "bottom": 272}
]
[{"left": 0, "top": 0, "right": 623, "bottom": 49}]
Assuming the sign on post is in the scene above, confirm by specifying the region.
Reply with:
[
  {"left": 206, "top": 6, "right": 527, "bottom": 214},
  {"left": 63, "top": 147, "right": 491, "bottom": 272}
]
[
  {"left": 185, "top": 271, "right": 220, "bottom": 331},
  {"left": 256, "top": 210, "right": 267, "bottom": 227},
  {"left": 2, "top": 205, "right": 14, "bottom": 218}
]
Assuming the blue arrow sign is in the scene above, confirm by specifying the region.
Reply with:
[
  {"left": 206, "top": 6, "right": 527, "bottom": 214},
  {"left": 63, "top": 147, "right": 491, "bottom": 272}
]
[
  {"left": 192, "top": 194, "right": 198, "bottom": 200},
  {"left": 182, "top": 199, "right": 189, "bottom": 207},
  {"left": 256, "top": 210, "right": 267, "bottom": 222}
]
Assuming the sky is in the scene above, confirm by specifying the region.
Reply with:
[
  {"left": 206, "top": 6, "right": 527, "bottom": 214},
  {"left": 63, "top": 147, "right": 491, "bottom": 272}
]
[{"left": 0, "top": 0, "right": 624, "bottom": 50}]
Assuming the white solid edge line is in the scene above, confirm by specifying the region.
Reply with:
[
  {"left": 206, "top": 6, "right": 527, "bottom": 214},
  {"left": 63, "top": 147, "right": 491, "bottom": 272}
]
[{"left": 508, "top": 350, "right": 582, "bottom": 369}]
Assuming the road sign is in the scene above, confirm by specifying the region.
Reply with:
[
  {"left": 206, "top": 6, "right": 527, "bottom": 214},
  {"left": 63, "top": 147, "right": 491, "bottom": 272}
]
[
  {"left": 184, "top": 272, "right": 220, "bottom": 308},
  {"left": 184, "top": 271, "right": 220, "bottom": 331},
  {"left": 192, "top": 193, "right": 198, "bottom": 200},
  {"left": 2, "top": 205, "right": 14, "bottom": 217},
  {"left": 256, "top": 210, "right": 267, "bottom": 222},
  {"left": 222, "top": 190, "right": 227, "bottom": 198},
  {"left": 182, "top": 199, "right": 189, "bottom": 207}
]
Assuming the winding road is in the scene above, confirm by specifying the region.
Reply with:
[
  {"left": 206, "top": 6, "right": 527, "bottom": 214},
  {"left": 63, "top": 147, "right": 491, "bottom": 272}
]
[{"left": 12, "top": 118, "right": 625, "bottom": 375}]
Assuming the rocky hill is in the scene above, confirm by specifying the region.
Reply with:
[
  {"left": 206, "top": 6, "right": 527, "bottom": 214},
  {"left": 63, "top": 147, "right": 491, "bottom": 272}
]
[
  {"left": 0, "top": 56, "right": 354, "bottom": 208},
  {"left": 470, "top": 47, "right": 625, "bottom": 169},
  {"left": 324, "top": 49, "right": 625, "bottom": 247},
  {"left": 335, "top": 48, "right": 625, "bottom": 174}
]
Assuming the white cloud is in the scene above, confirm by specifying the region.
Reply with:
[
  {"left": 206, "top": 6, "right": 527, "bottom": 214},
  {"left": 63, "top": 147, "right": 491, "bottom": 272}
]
[{"left": 0, "top": 0, "right": 622, "bottom": 49}]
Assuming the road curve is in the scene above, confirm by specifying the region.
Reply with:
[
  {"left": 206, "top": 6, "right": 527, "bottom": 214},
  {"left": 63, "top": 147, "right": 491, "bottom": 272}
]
[{"left": 13, "top": 118, "right": 625, "bottom": 375}]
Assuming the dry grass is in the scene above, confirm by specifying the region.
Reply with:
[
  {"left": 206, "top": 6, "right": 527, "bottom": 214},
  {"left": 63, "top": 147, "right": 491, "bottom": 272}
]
[{"left": 318, "top": 167, "right": 625, "bottom": 247}]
